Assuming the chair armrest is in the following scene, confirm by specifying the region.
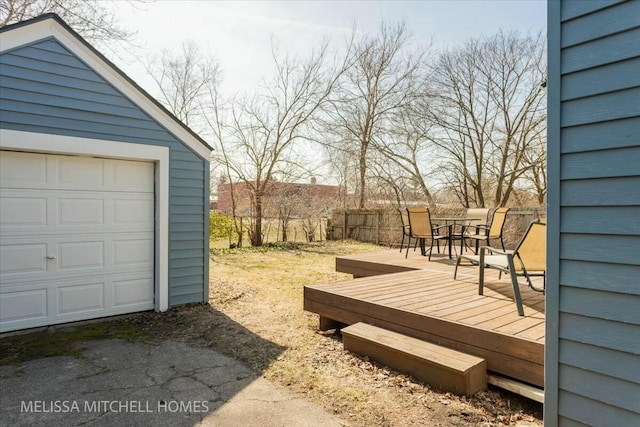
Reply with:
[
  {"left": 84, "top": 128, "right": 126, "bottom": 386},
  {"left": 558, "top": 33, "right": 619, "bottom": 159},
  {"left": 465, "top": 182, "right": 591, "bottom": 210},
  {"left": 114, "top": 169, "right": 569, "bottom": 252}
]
[
  {"left": 473, "top": 224, "right": 489, "bottom": 234},
  {"left": 479, "top": 246, "right": 511, "bottom": 256}
]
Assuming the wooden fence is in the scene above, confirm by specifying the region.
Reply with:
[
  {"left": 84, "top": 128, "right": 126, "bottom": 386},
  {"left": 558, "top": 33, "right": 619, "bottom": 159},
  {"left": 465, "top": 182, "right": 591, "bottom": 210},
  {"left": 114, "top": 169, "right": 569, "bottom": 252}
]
[{"left": 327, "top": 207, "right": 546, "bottom": 250}]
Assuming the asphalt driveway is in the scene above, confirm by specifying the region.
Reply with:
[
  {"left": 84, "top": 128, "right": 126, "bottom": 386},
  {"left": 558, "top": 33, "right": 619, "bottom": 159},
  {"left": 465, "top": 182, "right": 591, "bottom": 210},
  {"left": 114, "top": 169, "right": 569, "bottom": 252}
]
[{"left": 0, "top": 339, "right": 346, "bottom": 426}]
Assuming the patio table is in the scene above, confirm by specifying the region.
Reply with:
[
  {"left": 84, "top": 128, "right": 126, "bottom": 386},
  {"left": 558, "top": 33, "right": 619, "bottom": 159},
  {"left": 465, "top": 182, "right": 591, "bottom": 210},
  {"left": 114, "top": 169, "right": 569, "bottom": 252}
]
[{"left": 431, "top": 217, "right": 473, "bottom": 259}]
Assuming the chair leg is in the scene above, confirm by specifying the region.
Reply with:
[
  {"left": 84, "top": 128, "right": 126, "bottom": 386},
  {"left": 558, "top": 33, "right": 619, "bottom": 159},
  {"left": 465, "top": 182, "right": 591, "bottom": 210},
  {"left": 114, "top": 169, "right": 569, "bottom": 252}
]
[
  {"left": 506, "top": 255, "right": 525, "bottom": 316},
  {"left": 454, "top": 256, "right": 461, "bottom": 279},
  {"left": 400, "top": 234, "right": 405, "bottom": 252},
  {"left": 429, "top": 237, "right": 442, "bottom": 260},
  {"left": 402, "top": 234, "right": 407, "bottom": 252},
  {"left": 500, "top": 237, "right": 506, "bottom": 251},
  {"left": 405, "top": 236, "right": 411, "bottom": 258},
  {"left": 478, "top": 249, "right": 485, "bottom": 295}
]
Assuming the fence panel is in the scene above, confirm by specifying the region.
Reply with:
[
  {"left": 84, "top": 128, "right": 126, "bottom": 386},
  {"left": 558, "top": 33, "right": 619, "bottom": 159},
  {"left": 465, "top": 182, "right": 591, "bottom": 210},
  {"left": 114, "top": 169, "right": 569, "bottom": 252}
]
[{"left": 328, "top": 207, "right": 546, "bottom": 250}]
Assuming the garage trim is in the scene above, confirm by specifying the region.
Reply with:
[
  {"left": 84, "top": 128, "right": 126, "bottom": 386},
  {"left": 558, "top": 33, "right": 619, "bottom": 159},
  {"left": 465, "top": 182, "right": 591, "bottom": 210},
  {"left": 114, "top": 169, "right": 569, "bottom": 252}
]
[{"left": 0, "top": 128, "right": 169, "bottom": 312}]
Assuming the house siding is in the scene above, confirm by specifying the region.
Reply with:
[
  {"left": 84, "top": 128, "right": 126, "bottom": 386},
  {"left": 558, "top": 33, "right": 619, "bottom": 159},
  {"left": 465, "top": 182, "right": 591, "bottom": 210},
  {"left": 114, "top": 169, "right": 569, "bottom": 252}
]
[
  {"left": 547, "top": 1, "right": 640, "bottom": 425},
  {"left": 0, "top": 38, "right": 208, "bottom": 307}
]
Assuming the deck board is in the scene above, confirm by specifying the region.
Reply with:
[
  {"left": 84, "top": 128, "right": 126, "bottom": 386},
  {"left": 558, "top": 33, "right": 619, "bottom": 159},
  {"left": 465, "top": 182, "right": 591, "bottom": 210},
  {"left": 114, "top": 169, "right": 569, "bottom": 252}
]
[{"left": 304, "top": 248, "right": 546, "bottom": 388}]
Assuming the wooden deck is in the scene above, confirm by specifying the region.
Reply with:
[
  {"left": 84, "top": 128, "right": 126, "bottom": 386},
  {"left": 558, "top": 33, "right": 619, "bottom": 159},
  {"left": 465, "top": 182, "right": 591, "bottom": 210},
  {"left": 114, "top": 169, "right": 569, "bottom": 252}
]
[{"left": 304, "top": 248, "right": 545, "bottom": 388}]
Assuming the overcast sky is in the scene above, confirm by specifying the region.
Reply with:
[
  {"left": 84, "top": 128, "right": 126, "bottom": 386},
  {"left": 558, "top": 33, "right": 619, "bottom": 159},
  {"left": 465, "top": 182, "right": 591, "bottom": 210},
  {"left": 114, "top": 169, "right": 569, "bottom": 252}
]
[{"left": 110, "top": 0, "right": 547, "bottom": 96}]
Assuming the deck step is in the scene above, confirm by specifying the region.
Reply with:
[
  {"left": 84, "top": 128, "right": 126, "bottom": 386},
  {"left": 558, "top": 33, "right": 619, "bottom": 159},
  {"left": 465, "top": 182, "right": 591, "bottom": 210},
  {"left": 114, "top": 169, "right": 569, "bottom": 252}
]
[{"left": 342, "top": 322, "right": 487, "bottom": 396}]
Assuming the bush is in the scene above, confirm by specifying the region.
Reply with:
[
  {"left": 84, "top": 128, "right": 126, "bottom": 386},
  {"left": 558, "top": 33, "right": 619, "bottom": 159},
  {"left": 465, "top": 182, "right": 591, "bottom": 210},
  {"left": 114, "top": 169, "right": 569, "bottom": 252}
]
[{"left": 210, "top": 212, "right": 235, "bottom": 241}]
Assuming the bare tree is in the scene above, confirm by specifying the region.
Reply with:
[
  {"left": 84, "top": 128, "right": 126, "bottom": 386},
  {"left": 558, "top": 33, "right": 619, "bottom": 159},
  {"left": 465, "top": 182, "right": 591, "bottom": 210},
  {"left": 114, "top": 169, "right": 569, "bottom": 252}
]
[
  {"left": 521, "top": 135, "right": 547, "bottom": 205},
  {"left": 427, "top": 30, "right": 546, "bottom": 207},
  {"left": 368, "top": 160, "right": 406, "bottom": 207},
  {"left": 1, "top": 0, "right": 135, "bottom": 42},
  {"left": 145, "top": 42, "right": 220, "bottom": 131},
  {"left": 214, "top": 43, "right": 346, "bottom": 246},
  {"left": 262, "top": 182, "right": 295, "bottom": 242},
  {"left": 143, "top": 41, "right": 242, "bottom": 247},
  {"left": 327, "top": 22, "right": 425, "bottom": 209},
  {"left": 373, "top": 98, "right": 437, "bottom": 207},
  {"left": 201, "top": 86, "right": 249, "bottom": 247},
  {"left": 323, "top": 139, "right": 359, "bottom": 209}
]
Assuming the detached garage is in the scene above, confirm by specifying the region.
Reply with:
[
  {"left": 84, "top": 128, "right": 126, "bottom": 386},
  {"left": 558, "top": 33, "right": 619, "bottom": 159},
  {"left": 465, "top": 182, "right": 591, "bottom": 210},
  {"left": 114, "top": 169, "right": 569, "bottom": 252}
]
[{"left": 0, "top": 14, "right": 212, "bottom": 332}]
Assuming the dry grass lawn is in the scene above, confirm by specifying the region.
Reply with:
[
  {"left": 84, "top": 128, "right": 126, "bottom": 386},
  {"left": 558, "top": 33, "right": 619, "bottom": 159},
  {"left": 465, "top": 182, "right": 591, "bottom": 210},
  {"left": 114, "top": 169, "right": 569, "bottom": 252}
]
[
  {"left": 191, "top": 240, "right": 542, "bottom": 427},
  {"left": 0, "top": 240, "right": 543, "bottom": 426}
]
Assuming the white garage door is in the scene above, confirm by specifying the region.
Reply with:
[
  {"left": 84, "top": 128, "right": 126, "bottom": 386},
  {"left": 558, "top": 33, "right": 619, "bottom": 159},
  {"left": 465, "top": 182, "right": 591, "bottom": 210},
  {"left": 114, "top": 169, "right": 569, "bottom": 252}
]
[{"left": 0, "top": 150, "right": 155, "bottom": 332}]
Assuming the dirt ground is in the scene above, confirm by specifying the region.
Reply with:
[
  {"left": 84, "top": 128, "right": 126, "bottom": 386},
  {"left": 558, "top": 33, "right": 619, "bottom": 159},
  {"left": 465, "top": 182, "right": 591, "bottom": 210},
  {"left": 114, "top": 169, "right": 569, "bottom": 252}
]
[{"left": 133, "top": 241, "right": 543, "bottom": 426}]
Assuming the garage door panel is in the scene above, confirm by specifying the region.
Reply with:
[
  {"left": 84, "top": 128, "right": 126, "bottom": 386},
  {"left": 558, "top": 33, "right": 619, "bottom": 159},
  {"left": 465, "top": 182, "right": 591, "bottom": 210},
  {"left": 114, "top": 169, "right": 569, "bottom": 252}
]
[
  {"left": 57, "top": 282, "right": 105, "bottom": 315},
  {"left": 0, "top": 243, "right": 48, "bottom": 274},
  {"left": 113, "top": 238, "right": 153, "bottom": 266},
  {"left": 0, "top": 152, "right": 154, "bottom": 192},
  {"left": 57, "top": 241, "right": 104, "bottom": 270},
  {"left": 113, "top": 161, "right": 154, "bottom": 191},
  {"left": 58, "top": 155, "right": 105, "bottom": 187},
  {"left": 1, "top": 271, "right": 154, "bottom": 331},
  {"left": 1, "top": 235, "right": 153, "bottom": 280},
  {"left": 0, "top": 151, "right": 47, "bottom": 187},
  {"left": 113, "top": 198, "right": 154, "bottom": 225},
  {"left": 0, "top": 194, "right": 47, "bottom": 227},
  {"left": 0, "top": 150, "right": 156, "bottom": 332},
  {"left": 2, "top": 190, "right": 154, "bottom": 234},
  {"left": 113, "top": 277, "right": 154, "bottom": 307},
  {"left": 0, "top": 289, "right": 47, "bottom": 324},
  {"left": 58, "top": 198, "right": 104, "bottom": 225}
]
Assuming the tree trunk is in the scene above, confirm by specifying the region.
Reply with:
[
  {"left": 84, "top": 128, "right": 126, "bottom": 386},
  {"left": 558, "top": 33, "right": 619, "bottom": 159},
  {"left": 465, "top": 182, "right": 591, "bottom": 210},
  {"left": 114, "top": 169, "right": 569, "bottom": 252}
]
[
  {"left": 281, "top": 219, "right": 288, "bottom": 242},
  {"left": 359, "top": 142, "right": 367, "bottom": 209},
  {"left": 236, "top": 216, "right": 243, "bottom": 248},
  {"left": 253, "top": 193, "right": 263, "bottom": 246},
  {"left": 418, "top": 180, "right": 436, "bottom": 210}
]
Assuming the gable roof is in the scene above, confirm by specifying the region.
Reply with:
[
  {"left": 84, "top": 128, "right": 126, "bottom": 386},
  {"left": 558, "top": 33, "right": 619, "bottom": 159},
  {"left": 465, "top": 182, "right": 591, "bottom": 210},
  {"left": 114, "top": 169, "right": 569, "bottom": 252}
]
[{"left": 0, "top": 14, "right": 213, "bottom": 159}]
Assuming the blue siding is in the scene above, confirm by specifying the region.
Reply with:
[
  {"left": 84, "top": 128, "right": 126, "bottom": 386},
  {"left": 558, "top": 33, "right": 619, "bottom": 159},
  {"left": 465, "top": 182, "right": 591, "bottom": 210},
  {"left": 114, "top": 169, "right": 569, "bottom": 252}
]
[
  {"left": 560, "top": 234, "right": 638, "bottom": 264},
  {"left": 561, "top": 0, "right": 627, "bottom": 20},
  {"left": 560, "top": 176, "right": 640, "bottom": 205},
  {"left": 561, "top": 0, "right": 640, "bottom": 47},
  {"left": 561, "top": 146, "right": 640, "bottom": 180},
  {"left": 561, "top": 58, "right": 640, "bottom": 100},
  {"left": 560, "top": 261, "right": 640, "bottom": 295},
  {"left": 560, "top": 88, "right": 640, "bottom": 126},
  {"left": 558, "top": 391, "right": 639, "bottom": 426},
  {"left": 560, "top": 117, "right": 640, "bottom": 153},
  {"left": 560, "top": 27, "right": 640, "bottom": 73},
  {"left": 559, "top": 313, "right": 640, "bottom": 356},
  {"left": 559, "top": 340, "right": 640, "bottom": 383},
  {"left": 560, "top": 287, "right": 640, "bottom": 324},
  {"left": 559, "top": 365, "right": 640, "bottom": 413},
  {"left": 548, "top": 0, "right": 640, "bottom": 425},
  {"left": 560, "top": 206, "right": 640, "bottom": 234},
  {"left": 0, "top": 38, "right": 208, "bottom": 307}
]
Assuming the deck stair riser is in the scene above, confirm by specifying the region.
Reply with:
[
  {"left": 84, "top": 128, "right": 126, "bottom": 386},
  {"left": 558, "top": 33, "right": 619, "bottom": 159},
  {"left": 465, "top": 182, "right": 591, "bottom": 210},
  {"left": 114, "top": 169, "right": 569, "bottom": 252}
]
[{"left": 341, "top": 322, "right": 487, "bottom": 397}]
